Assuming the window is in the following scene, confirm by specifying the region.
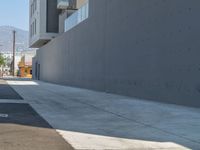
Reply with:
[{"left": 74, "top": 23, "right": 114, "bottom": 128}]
[
  {"left": 30, "top": 24, "right": 32, "bottom": 37},
  {"left": 32, "top": 22, "right": 34, "bottom": 37},
  {"left": 32, "top": 2, "right": 34, "bottom": 15},
  {"left": 34, "top": 19, "right": 37, "bottom": 35},
  {"left": 33, "top": 0, "right": 35, "bottom": 14},
  {"left": 32, "top": 23, "right": 33, "bottom": 37},
  {"left": 31, "top": 4, "right": 33, "bottom": 17},
  {"left": 31, "top": 0, "right": 37, "bottom": 17},
  {"left": 35, "top": 0, "right": 37, "bottom": 11},
  {"left": 33, "top": 1, "right": 35, "bottom": 15},
  {"left": 30, "top": 19, "right": 37, "bottom": 37},
  {"left": 64, "top": 0, "right": 89, "bottom": 32}
]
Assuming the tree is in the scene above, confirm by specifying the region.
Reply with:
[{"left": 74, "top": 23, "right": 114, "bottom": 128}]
[{"left": 0, "top": 54, "right": 5, "bottom": 77}]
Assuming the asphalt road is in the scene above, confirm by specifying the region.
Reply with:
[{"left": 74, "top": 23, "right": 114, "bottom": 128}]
[
  {"left": 0, "top": 80, "right": 74, "bottom": 150},
  {"left": 0, "top": 80, "right": 23, "bottom": 100}
]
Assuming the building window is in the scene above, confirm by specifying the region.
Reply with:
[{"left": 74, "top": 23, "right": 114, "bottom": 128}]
[
  {"left": 33, "top": 0, "right": 35, "bottom": 14},
  {"left": 32, "top": 2, "right": 34, "bottom": 15},
  {"left": 32, "top": 22, "right": 34, "bottom": 37},
  {"left": 34, "top": 19, "right": 37, "bottom": 35},
  {"left": 31, "top": 4, "right": 33, "bottom": 17},
  {"left": 31, "top": 0, "right": 37, "bottom": 17},
  {"left": 32, "top": 24, "right": 33, "bottom": 37},
  {"left": 33, "top": 3, "right": 34, "bottom": 14},
  {"left": 65, "top": 0, "right": 89, "bottom": 32},
  {"left": 30, "top": 19, "right": 37, "bottom": 37},
  {"left": 30, "top": 24, "right": 32, "bottom": 37},
  {"left": 34, "top": 0, "right": 37, "bottom": 11}
]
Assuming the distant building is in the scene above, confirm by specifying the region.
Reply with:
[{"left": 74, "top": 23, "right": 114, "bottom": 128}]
[
  {"left": 18, "top": 50, "right": 36, "bottom": 78},
  {"left": 0, "top": 50, "right": 35, "bottom": 77}
]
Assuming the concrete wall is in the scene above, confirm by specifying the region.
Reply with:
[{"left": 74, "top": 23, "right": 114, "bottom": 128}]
[{"left": 33, "top": 0, "right": 200, "bottom": 107}]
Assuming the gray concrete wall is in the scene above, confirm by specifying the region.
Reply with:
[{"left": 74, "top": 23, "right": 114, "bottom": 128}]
[{"left": 33, "top": 0, "right": 200, "bottom": 107}]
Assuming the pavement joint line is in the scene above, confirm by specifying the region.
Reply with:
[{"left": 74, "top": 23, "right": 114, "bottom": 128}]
[
  {"left": 0, "top": 100, "right": 27, "bottom": 104},
  {"left": 65, "top": 97, "right": 200, "bottom": 146}
]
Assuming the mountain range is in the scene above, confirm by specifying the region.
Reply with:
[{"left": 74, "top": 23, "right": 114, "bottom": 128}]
[{"left": 0, "top": 26, "right": 29, "bottom": 52}]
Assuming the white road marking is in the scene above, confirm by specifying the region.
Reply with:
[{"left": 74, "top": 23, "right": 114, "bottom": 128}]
[{"left": 0, "top": 114, "right": 8, "bottom": 118}]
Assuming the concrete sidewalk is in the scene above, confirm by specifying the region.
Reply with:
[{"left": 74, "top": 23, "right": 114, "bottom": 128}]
[{"left": 6, "top": 78, "right": 200, "bottom": 150}]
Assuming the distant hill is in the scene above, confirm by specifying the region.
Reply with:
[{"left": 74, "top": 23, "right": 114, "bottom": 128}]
[{"left": 0, "top": 26, "right": 29, "bottom": 52}]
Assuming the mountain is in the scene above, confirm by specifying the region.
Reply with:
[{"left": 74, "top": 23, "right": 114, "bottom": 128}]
[{"left": 0, "top": 26, "right": 29, "bottom": 52}]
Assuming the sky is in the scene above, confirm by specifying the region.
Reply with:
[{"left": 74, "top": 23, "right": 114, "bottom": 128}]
[{"left": 0, "top": 0, "right": 29, "bottom": 31}]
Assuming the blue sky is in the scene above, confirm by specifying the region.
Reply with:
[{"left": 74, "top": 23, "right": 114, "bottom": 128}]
[{"left": 0, "top": 0, "right": 29, "bottom": 31}]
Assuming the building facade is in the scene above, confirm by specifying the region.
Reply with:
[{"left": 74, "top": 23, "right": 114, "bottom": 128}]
[
  {"left": 29, "top": 0, "right": 87, "bottom": 47},
  {"left": 18, "top": 50, "right": 36, "bottom": 78},
  {"left": 29, "top": 0, "right": 60, "bottom": 48},
  {"left": 31, "top": 0, "right": 200, "bottom": 107}
]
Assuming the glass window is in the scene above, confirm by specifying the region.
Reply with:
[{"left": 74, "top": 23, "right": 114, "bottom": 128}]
[
  {"left": 65, "top": 0, "right": 89, "bottom": 32},
  {"left": 35, "top": 0, "right": 37, "bottom": 11},
  {"left": 30, "top": 24, "right": 32, "bottom": 37},
  {"left": 35, "top": 19, "right": 37, "bottom": 35}
]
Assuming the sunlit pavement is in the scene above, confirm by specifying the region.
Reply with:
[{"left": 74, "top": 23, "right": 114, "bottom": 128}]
[{"left": 4, "top": 78, "right": 200, "bottom": 150}]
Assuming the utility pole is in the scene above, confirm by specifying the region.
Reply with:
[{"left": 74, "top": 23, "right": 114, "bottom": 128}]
[{"left": 12, "top": 30, "right": 16, "bottom": 76}]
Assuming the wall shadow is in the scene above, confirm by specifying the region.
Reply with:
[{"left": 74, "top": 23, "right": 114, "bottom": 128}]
[{"left": 0, "top": 79, "right": 23, "bottom": 100}]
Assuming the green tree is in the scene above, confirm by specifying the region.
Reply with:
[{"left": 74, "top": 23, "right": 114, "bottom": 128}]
[
  {"left": 0, "top": 54, "right": 5, "bottom": 77},
  {"left": 0, "top": 54, "right": 5, "bottom": 67}
]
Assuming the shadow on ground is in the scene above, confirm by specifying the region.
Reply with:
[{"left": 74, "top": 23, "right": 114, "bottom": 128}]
[
  {"left": 0, "top": 103, "right": 74, "bottom": 150},
  {"left": 0, "top": 79, "right": 23, "bottom": 100}
]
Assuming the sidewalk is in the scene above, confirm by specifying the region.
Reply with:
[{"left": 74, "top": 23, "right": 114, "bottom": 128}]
[{"left": 6, "top": 78, "right": 200, "bottom": 150}]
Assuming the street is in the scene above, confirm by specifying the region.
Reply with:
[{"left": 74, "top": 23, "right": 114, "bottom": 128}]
[{"left": 0, "top": 78, "right": 199, "bottom": 150}]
